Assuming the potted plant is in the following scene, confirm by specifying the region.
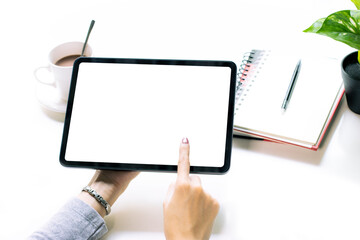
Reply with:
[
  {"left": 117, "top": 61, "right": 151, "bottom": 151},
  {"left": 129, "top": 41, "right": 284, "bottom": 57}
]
[{"left": 304, "top": 0, "right": 360, "bottom": 114}]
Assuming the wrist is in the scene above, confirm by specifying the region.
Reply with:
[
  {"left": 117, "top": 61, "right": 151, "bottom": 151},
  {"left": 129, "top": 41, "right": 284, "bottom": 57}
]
[
  {"left": 78, "top": 181, "right": 119, "bottom": 218},
  {"left": 165, "top": 234, "right": 199, "bottom": 240},
  {"left": 87, "top": 180, "right": 120, "bottom": 206},
  {"left": 82, "top": 186, "right": 111, "bottom": 215},
  {"left": 78, "top": 190, "right": 107, "bottom": 217},
  {"left": 78, "top": 170, "right": 139, "bottom": 218}
]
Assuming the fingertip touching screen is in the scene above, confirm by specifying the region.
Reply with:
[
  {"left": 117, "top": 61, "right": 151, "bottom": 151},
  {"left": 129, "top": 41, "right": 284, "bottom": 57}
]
[{"left": 60, "top": 58, "right": 236, "bottom": 174}]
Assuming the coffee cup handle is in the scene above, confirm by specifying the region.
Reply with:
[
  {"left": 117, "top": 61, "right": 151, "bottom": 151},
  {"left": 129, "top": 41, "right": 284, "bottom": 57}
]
[{"left": 34, "top": 66, "right": 55, "bottom": 87}]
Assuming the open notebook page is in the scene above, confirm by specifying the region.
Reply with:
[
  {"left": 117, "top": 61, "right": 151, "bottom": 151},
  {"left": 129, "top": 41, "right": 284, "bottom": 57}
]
[{"left": 234, "top": 52, "right": 342, "bottom": 146}]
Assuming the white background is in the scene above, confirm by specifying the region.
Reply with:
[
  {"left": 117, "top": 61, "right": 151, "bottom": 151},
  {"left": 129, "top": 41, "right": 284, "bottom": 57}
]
[{"left": 1, "top": 0, "right": 360, "bottom": 239}]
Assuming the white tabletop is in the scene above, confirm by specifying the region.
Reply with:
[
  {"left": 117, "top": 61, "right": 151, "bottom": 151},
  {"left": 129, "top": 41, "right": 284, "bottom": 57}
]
[{"left": 1, "top": 0, "right": 360, "bottom": 239}]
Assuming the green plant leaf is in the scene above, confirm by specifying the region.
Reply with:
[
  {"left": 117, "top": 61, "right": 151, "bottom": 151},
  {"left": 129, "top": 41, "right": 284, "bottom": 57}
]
[
  {"left": 351, "top": 0, "right": 360, "bottom": 10},
  {"left": 303, "top": 18, "right": 325, "bottom": 33},
  {"left": 304, "top": 10, "right": 360, "bottom": 50}
]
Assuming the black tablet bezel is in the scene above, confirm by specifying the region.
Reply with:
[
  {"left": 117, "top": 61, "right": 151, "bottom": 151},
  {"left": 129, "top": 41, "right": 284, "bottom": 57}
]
[{"left": 59, "top": 57, "right": 236, "bottom": 174}]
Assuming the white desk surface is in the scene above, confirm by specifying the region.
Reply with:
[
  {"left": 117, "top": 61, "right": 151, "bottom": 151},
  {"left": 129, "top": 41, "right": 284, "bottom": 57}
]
[{"left": 1, "top": 0, "right": 360, "bottom": 239}]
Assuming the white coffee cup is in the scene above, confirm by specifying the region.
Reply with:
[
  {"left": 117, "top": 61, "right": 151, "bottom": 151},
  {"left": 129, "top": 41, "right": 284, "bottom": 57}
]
[{"left": 34, "top": 41, "right": 92, "bottom": 101}]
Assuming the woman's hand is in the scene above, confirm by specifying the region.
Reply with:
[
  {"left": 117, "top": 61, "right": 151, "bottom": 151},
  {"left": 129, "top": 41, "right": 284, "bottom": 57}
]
[
  {"left": 78, "top": 170, "right": 139, "bottom": 217},
  {"left": 163, "top": 138, "right": 220, "bottom": 240}
]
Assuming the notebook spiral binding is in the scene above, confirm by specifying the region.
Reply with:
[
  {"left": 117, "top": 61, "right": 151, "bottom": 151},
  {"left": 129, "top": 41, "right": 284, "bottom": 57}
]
[
  {"left": 235, "top": 50, "right": 256, "bottom": 110},
  {"left": 235, "top": 50, "right": 269, "bottom": 113}
]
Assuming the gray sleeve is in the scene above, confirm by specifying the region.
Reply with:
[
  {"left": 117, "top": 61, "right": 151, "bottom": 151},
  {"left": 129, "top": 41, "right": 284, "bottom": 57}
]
[{"left": 28, "top": 198, "right": 108, "bottom": 240}]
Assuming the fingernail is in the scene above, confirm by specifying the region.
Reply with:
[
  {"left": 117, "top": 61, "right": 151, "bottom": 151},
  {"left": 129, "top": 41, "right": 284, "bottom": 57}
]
[{"left": 182, "top": 137, "right": 189, "bottom": 144}]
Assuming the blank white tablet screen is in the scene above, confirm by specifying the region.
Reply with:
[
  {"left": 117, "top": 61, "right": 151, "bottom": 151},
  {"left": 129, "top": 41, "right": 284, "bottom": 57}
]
[{"left": 65, "top": 62, "right": 232, "bottom": 167}]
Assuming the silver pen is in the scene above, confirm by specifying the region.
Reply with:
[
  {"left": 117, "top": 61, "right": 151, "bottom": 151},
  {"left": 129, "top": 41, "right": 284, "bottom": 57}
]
[{"left": 281, "top": 60, "right": 301, "bottom": 110}]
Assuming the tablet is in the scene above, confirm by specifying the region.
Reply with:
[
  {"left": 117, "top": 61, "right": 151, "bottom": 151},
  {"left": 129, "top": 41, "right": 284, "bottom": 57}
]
[{"left": 60, "top": 57, "right": 236, "bottom": 174}]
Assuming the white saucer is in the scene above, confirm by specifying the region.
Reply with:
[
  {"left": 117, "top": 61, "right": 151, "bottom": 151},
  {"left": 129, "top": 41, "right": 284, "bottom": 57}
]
[{"left": 36, "top": 81, "right": 67, "bottom": 113}]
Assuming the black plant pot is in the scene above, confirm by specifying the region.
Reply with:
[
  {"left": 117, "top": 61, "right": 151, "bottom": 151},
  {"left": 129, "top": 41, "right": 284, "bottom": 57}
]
[{"left": 341, "top": 51, "right": 360, "bottom": 114}]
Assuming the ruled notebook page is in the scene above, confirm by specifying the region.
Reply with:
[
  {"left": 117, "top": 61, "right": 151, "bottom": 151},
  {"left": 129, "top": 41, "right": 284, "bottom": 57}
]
[{"left": 234, "top": 52, "right": 342, "bottom": 146}]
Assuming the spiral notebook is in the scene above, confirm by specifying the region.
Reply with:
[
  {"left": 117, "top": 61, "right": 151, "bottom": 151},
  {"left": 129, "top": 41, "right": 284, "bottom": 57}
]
[{"left": 234, "top": 50, "right": 344, "bottom": 150}]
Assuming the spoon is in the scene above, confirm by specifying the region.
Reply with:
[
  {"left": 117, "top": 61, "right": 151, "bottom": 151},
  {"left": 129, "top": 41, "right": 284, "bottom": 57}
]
[{"left": 81, "top": 20, "right": 95, "bottom": 57}]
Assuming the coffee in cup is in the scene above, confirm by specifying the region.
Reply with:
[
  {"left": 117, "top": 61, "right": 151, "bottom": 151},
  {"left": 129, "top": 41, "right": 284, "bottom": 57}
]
[
  {"left": 55, "top": 54, "right": 82, "bottom": 67},
  {"left": 34, "top": 41, "right": 92, "bottom": 101}
]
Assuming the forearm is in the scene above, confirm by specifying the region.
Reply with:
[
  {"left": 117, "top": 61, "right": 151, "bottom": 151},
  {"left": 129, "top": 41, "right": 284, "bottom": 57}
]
[
  {"left": 29, "top": 170, "right": 138, "bottom": 240},
  {"left": 28, "top": 198, "right": 107, "bottom": 240}
]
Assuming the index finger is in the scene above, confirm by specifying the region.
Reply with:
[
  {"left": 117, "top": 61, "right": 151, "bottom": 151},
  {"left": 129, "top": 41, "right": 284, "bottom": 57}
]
[{"left": 177, "top": 137, "right": 190, "bottom": 182}]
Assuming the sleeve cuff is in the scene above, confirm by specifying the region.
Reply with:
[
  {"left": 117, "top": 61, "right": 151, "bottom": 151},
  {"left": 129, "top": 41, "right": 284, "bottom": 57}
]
[{"left": 29, "top": 198, "right": 108, "bottom": 240}]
